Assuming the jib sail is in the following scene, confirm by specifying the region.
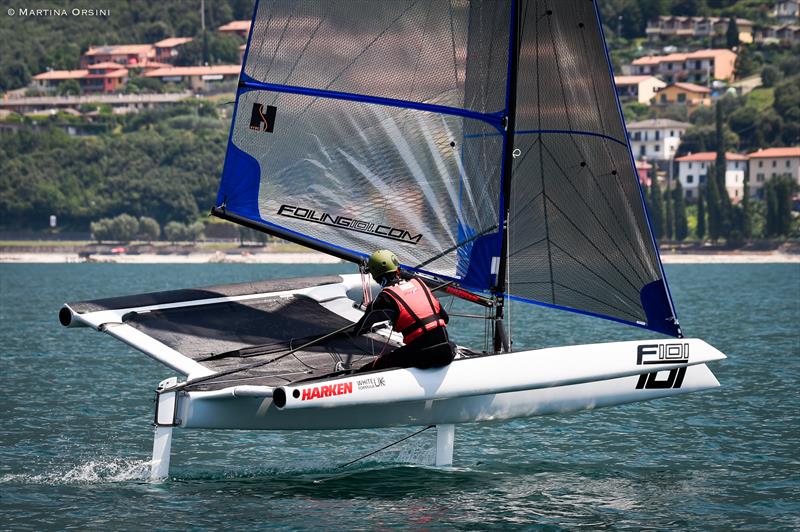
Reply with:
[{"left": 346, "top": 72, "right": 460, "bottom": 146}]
[
  {"left": 215, "top": 0, "right": 681, "bottom": 337},
  {"left": 504, "top": 0, "right": 680, "bottom": 336}
]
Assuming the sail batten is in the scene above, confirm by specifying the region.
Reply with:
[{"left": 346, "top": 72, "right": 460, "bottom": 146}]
[{"left": 216, "top": 0, "right": 682, "bottom": 337}]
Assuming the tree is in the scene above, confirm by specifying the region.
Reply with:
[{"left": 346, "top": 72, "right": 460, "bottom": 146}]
[
  {"left": 57, "top": 79, "right": 81, "bottom": 96},
  {"left": 770, "top": 176, "right": 797, "bottom": 236},
  {"left": 774, "top": 77, "right": 800, "bottom": 145},
  {"left": 674, "top": 182, "right": 689, "bottom": 241},
  {"left": 765, "top": 180, "right": 779, "bottom": 237},
  {"left": 697, "top": 187, "right": 706, "bottom": 240},
  {"left": 726, "top": 17, "right": 739, "bottom": 49},
  {"left": 138, "top": 216, "right": 161, "bottom": 242},
  {"left": 741, "top": 171, "right": 752, "bottom": 239},
  {"left": 0, "top": 62, "right": 30, "bottom": 92},
  {"left": 771, "top": 175, "right": 797, "bottom": 236},
  {"left": 187, "top": 221, "right": 205, "bottom": 243},
  {"left": 108, "top": 213, "right": 140, "bottom": 242},
  {"left": 671, "top": 0, "right": 707, "bottom": 16},
  {"left": 664, "top": 187, "right": 674, "bottom": 240},
  {"left": 761, "top": 65, "right": 781, "bottom": 88},
  {"left": 164, "top": 221, "right": 187, "bottom": 243},
  {"left": 714, "top": 102, "right": 732, "bottom": 239},
  {"left": 90, "top": 218, "right": 112, "bottom": 243},
  {"left": 649, "top": 178, "right": 664, "bottom": 240},
  {"left": 705, "top": 165, "right": 722, "bottom": 241}
]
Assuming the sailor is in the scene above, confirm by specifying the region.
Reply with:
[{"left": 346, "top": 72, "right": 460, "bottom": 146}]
[{"left": 352, "top": 249, "right": 455, "bottom": 373}]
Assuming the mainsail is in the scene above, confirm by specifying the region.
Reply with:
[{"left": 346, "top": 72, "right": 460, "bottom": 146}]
[{"left": 215, "top": 0, "right": 681, "bottom": 337}]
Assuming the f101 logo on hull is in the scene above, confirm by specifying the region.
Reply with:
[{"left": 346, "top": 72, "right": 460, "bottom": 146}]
[{"left": 635, "top": 343, "right": 689, "bottom": 390}]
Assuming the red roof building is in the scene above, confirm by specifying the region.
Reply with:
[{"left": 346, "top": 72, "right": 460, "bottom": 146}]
[
  {"left": 748, "top": 147, "right": 800, "bottom": 198},
  {"left": 153, "top": 37, "right": 193, "bottom": 63},
  {"left": 218, "top": 20, "right": 251, "bottom": 38},
  {"left": 144, "top": 65, "right": 241, "bottom": 92},
  {"left": 32, "top": 63, "right": 129, "bottom": 94},
  {"left": 80, "top": 44, "right": 155, "bottom": 68},
  {"left": 675, "top": 152, "right": 748, "bottom": 202}
]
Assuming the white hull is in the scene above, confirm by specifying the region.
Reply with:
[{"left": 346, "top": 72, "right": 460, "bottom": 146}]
[{"left": 177, "top": 363, "right": 720, "bottom": 430}]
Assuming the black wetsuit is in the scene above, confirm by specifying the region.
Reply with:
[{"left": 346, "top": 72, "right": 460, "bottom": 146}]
[{"left": 352, "top": 276, "right": 455, "bottom": 372}]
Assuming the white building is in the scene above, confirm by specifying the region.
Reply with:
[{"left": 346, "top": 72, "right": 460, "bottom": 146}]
[
  {"left": 615, "top": 76, "right": 666, "bottom": 104},
  {"left": 773, "top": 0, "right": 799, "bottom": 22},
  {"left": 747, "top": 147, "right": 800, "bottom": 198},
  {"left": 675, "top": 152, "right": 747, "bottom": 202},
  {"left": 627, "top": 119, "right": 692, "bottom": 166}
]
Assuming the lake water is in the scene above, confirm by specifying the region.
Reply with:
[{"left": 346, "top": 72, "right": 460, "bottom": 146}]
[{"left": 1, "top": 263, "right": 798, "bottom": 529}]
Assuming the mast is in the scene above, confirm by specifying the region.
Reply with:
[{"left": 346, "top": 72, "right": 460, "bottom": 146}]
[{"left": 493, "top": 0, "right": 521, "bottom": 353}]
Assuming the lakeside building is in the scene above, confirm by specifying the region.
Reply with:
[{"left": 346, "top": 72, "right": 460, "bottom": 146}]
[
  {"left": 772, "top": 0, "right": 799, "bottom": 23},
  {"left": 645, "top": 16, "right": 754, "bottom": 44},
  {"left": 153, "top": 38, "right": 194, "bottom": 63},
  {"left": 614, "top": 76, "right": 666, "bottom": 104},
  {"left": 747, "top": 147, "right": 800, "bottom": 199},
  {"left": 143, "top": 65, "right": 242, "bottom": 93},
  {"left": 627, "top": 118, "right": 691, "bottom": 168},
  {"left": 675, "top": 152, "right": 747, "bottom": 202},
  {"left": 80, "top": 44, "right": 155, "bottom": 68},
  {"left": 31, "top": 63, "right": 128, "bottom": 94},
  {"left": 754, "top": 23, "right": 800, "bottom": 45},
  {"left": 627, "top": 49, "right": 737, "bottom": 84},
  {"left": 655, "top": 82, "right": 712, "bottom": 108},
  {"left": 218, "top": 20, "right": 251, "bottom": 38}
]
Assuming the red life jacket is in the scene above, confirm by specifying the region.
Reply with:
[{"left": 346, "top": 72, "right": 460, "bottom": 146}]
[{"left": 382, "top": 278, "right": 446, "bottom": 344}]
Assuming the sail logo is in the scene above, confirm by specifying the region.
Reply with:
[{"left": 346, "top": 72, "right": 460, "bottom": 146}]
[
  {"left": 635, "top": 343, "right": 688, "bottom": 390},
  {"left": 249, "top": 103, "right": 276, "bottom": 132},
  {"left": 356, "top": 376, "right": 386, "bottom": 391},
  {"left": 636, "top": 343, "right": 689, "bottom": 365},
  {"left": 278, "top": 204, "right": 423, "bottom": 245},
  {"left": 301, "top": 381, "right": 353, "bottom": 401}
]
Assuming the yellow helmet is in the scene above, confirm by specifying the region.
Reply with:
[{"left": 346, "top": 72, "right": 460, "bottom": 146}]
[{"left": 367, "top": 249, "right": 399, "bottom": 281}]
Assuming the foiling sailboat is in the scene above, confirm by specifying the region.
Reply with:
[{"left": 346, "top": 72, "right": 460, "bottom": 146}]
[{"left": 60, "top": 0, "right": 726, "bottom": 479}]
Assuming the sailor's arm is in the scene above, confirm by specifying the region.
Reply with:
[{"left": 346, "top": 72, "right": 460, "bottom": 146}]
[{"left": 352, "top": 293, "right": 398, "bottom": 336}]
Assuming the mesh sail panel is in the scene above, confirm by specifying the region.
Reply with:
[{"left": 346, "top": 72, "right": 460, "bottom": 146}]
[
  {"left": 507, "top": 0, "right": 679, "bottom": 335},
  {"left": 225, "top": 89, "right": 502, "bottom": 279},
  {"left": 217, "top": 1, "right": 511, "bottom": 288},
  {"left": 244, "top": 0, "right": 509, "bottom": 114}
]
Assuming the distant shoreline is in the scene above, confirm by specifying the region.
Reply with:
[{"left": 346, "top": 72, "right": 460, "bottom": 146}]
[
  {"left": 0, "top": 251, "right": 342, "bottom": 264},
  {"left": 1, "top": 250, "right": 798, "bottom": 264}
]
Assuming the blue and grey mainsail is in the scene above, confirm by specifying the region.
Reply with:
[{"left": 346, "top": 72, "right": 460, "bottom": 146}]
[{"left": 215, "top": 0, "right": 681, "bottom": 337}]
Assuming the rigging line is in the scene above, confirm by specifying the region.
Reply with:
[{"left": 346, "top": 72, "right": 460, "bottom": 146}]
[
  {"left": 539, "top": 141, "right": 647, "bottom": 285},
  {"left": 545, "top": 197, "right": 643, "bottom": 297},
  {"left": 547, "top": 239, "right": 642, "bottom": 311},
  {"left": 568, "top": 139, "right": 653, "bottom": 280},
  {"left": 177, "top": 321, "right": 356, "bottom": 391},
  {"left": 413, "top": 223, "right": 498, "bottom": 269},
  {"left": 338, "top": 425, "right": 435, "bottom": 469}
]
